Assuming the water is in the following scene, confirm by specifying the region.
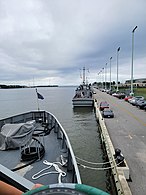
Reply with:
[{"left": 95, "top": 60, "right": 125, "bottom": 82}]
[{"left": 0, "top": 87, "right": 109, "bottom": 192}]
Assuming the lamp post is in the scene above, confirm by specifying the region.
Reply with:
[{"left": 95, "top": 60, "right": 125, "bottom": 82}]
[
  {"left": 105, "top": 63, "right": 107, "bottom": 90},
  {"left": 98, "top": 70, "right": 101, "bottom": 88},
  {"left": 102, "top": 67, "right": 104, "bottom": 89},
  {"left": 110, "top": 57, "right": 112, "bottom": 91},
  {"left": 116, "top": 47, "right": 120, "bottom": 92},
  {"left": 131, "top": 26, "right": 137, "bottom": 96}
]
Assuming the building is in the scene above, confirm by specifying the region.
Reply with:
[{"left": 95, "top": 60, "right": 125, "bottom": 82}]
[{"left": 125, "top": 78, "right": 146, "bottom": 87}]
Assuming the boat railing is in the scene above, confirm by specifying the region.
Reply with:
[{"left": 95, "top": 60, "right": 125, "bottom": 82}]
[{"left": 45, "top": 111, "right": 81, "bottom": 184}]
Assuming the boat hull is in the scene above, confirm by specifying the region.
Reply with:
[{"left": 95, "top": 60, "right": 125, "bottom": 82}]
[{"left": 72, "top": 98, "right": 93, "bottom": 107}]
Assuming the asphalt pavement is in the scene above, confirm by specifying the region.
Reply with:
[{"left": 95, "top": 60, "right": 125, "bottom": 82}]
[{"left": 93, "top": 88, "right": 146, "bottom": 195}]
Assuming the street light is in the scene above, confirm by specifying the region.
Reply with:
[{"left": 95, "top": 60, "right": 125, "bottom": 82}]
[
  {"left": 98, "top": 70, "right": 102, "bottom": 88},
  {"left": 110, "top": 57, "right": 112, "bottom": 91},
  {"left": 116, "top": 47, "right": 120, "bottom": 92},
  {"left": 102, "top": 67, "right": 104, "bottom": 89},
  {"left": 131, "top": 26, "right": 138, "bottom": 96},
  {"left": 105, "top": 63, "right": 107, "bottom": 90}
]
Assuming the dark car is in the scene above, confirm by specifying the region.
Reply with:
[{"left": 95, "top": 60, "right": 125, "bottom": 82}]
[
  {"left": 112, "top": 92, "right": 125, "bottom": 99},
  {"left": 102, "top": 108, "right": 114, "bottom": 118},
  {"left": 99, "top": 101, "right": 109, "bottom": 111}
]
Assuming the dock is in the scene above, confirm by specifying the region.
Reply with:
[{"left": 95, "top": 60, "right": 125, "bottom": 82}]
[{"left": 93, "top": 88, "right": 146, "bottom": 195}]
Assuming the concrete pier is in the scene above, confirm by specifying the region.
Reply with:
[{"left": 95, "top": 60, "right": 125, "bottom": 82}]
[{"left": 93, "top": 88, "right": 146, "bottom": 195}]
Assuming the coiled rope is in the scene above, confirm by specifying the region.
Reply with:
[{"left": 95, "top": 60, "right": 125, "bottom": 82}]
[{"left": 32, "top": 155, "right": 67, "bottom": 183}]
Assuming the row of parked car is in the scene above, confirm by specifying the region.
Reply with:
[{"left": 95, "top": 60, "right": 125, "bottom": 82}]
[
  {"left": 100, "top": 88, "right": 126, "bottom": 99},
  {"left": 99, "top": 101, "right": 114, "bottom": 118},
  {"left": 124, "top": 95, "right": 146, "bottom": 110},
  {"left": 98, "top": 88, "right": 146, "bottom": 117}
]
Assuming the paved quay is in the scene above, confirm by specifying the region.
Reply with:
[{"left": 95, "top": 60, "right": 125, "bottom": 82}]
[{"left": 93, "top": 88, "right": 146, "bottom": 195}]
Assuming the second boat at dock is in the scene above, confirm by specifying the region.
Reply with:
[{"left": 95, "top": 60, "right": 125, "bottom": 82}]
[{"left": 72, "top": 67, "right": 94, "bottom": 107}]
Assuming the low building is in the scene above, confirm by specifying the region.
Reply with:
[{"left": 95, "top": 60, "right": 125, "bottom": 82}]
[{"left": 125, "top": 78, "right": 146, "bottom": 87}]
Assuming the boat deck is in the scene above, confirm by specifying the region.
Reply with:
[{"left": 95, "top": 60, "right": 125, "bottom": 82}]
[
  {"left": 0, "top": 111, "right": 81, "bottom": 192},
  {"left": 0, "top": 131, "right": 69, "bottom": 184},
  {"left": 72, "top": 83, "right": 94, "bottom": 108}
]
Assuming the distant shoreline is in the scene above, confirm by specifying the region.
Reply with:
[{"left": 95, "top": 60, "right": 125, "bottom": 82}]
[
  {"left": 0, "top": 84, "right": 58, "bottom": 89},
  {"left": 0, "top": 84, "right": 78, "bottom": 89}
]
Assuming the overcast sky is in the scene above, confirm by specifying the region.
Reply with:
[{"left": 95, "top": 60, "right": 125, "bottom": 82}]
[{"left": 0, "top": 0, "right": 146, "bottom": 86}]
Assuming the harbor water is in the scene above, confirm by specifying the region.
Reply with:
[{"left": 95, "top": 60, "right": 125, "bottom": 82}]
[{"left": 0, "top": 87, "right": 111, "bottom": 193}]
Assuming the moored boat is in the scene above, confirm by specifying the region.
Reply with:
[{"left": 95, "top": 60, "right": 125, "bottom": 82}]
[
  {"left": 0, "top": 111, "right": 81, "bottom": 191},
  {"left": 72, "top": 87, "right": 93, "bottom": 107},
  {"left": 0, "top": 110, "right": 109, "bottom": 195},
  {"left": 72, "top": 67, "right": 94, "bottom": 107}
]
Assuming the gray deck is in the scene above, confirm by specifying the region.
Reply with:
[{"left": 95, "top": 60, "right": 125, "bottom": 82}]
[
  {"left": 94, "top": 89, "right": 146, "bottom": 195},
  {"left": 0, "top": 130, "right": 69, "bottom": 185},
  {"left": 0, "top": 111, "right": 81, "bottom": 191}
]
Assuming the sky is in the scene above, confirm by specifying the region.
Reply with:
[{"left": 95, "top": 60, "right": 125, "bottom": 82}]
[{"left": 0, "top": 0, "right": 146, "bottom": 86}]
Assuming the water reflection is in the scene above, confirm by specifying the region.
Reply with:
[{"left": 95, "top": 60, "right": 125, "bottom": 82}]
[
  {"left": 72, "top": 106, "right": 116, "bottom": 194},
  {"left": 73, "top": 107, "right": 93, "bottom": 114},
  {"left": 72, "top": 106, "right": 108, "bottom": 191}
]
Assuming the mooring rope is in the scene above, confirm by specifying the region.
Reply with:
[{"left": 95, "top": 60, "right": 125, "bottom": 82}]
[
  {"left": 75, "top": 156, "right": 113, "bottom": 165},
  {"left": 77, "top": 160, "right": 124, "bottom": 171}
]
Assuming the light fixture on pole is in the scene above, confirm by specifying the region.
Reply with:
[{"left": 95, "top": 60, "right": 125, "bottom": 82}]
[
  {"left": 102, "top": 67, "right": 104, "bottom": 89},
  {"left": 97, "top": 70, "right": 101, "bottom": 88},
  {"left": 131, "top": 26, "right": 137, "bottom": 96},
  {"left": 116, "top": 47, "right": 120, "bottom": 92},
  {"left": 110, "top": 57, "right": 112, "bottom": 91},
  {"left": 105, "top": 63, "right": 107, "bottom": 90}
]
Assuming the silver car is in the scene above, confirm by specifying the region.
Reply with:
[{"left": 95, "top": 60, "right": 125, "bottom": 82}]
[{"left": 128, "top": 96, "right": 144, "bottom": 104}]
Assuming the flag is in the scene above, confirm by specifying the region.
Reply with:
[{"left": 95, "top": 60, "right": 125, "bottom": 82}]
[
  {"left": 36, "top": 89, "right": 44, "bottom": 100},
  {"left": 37, "top": 92, "right": 44, "bottom": 100},
  {"left": 117, "top": 47, "right": 120, "bottom": 52}
]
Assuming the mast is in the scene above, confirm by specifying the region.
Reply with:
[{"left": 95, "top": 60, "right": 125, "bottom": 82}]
[{"left": 83, "top": 67, "right": 85, "bottom": 85}]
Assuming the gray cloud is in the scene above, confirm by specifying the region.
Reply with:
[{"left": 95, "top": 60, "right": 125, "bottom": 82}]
[{"left": 0, "top": 0, "right": 146, "bottom": 85}]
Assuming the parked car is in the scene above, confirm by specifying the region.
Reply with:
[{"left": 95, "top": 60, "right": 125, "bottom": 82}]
[
  {"left": 124, "top": 96, "right": 133, "bottom": 101},
  {"left": 99, "top": 101, "right": 109, "bottom": 111},
  {"left": 128, "top": 97, "right": 135, "bottom": 103},
  {"left": 136, "top": 100, "right": 146, "bottom": 109},
  {"left": 112, "top": 92, "right": 125, "bottom": 99},
  {"left": 102, "top": 108, "right": 114, "bottom": 118},
  {"left": 112, "top": 92, "right": 119, "bottom": 97},
  {"left": 134, "top": 99, "right": 145, "bottom": 107},
  {"left": 106, "top": 89, "right": 111, "bottom": 94},
  {"left": 108, "top": 90, "right": 116, "bottom": 95},
  {"left": 129, "top": 96, "right": 144, "bottom": 105},
  {"left": 131, "top": 99, "right": 142, "bottom": 106},
  {"left": 100, "top": 88, "right": 106, "bottom": 92},
  {"left": 117, "top": 93, "right": 126, "bottom": 99}
]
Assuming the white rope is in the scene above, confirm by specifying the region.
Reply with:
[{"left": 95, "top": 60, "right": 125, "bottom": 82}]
[
  {"left": 32, "top": 156, "right": 67, "bottom": 183},
  {"left": 75, "top": 156, "right": 114, "bottom": 165}
]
